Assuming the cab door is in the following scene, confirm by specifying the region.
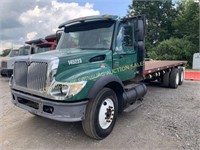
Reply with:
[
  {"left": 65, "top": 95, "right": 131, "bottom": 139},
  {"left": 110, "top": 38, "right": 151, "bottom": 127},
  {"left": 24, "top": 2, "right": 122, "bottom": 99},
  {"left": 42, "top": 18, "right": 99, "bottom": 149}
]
[{"left": 112, "top": 22, "right": 137, "bottom": 81}]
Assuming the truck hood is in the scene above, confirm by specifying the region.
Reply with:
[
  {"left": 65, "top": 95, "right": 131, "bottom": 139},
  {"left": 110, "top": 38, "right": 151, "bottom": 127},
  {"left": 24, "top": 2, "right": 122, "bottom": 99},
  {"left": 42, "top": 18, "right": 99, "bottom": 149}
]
[
  {"left": 0, "top": 56, "right": 10, "bottom": 61},
  {"left": 14, "top": 49, "right": 110, "bottom": 64}
]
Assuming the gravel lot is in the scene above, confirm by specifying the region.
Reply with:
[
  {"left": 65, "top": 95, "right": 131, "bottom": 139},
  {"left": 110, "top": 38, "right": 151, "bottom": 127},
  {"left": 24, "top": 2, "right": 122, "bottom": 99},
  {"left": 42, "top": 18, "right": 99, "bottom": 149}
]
[{"left": 0, "top": 77, "right": 200, "bottom": 150}]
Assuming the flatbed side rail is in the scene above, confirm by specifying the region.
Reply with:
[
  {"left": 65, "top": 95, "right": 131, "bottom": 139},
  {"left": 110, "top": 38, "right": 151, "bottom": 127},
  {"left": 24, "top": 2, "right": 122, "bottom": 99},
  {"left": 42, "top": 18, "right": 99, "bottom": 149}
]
[{"left": 144, "top": 60, "right": 187, "bottom": 75}]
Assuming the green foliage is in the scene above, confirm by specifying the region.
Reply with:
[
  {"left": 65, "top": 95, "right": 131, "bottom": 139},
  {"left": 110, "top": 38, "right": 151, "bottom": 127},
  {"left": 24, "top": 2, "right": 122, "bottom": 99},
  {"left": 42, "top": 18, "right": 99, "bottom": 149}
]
[
  {"left": 128, "top": 0, "right": 177, "bottom": 50},
  {"left": 174, "top": 0, "right": 199, "bottom": 49},
  {"left": 1, "top": 49, "right": 11, "bottom": 57},
  {"left": 148, "top": 38, "right": 196, "bottom": 67},
  {"left": 127, "top": 0, "right": 199, "bottom": 68}
]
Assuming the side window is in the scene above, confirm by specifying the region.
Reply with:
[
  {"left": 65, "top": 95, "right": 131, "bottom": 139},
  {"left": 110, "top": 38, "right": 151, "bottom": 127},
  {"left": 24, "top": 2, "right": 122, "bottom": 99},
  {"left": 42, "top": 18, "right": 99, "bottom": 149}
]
[
  {"left": 115, "top": 24, "right": 133, "bottom": 53},
  {"left": 123, "top": 25, "right": 133, "bottom": 47},
  {"left": 115, "top": 25, "right": 124, "bottom": 53}
]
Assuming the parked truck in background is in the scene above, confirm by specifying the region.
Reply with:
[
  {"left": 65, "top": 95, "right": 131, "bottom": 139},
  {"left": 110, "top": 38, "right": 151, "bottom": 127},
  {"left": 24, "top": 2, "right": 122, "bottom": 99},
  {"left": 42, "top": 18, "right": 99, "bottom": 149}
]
[
  {"left": 0, "top": 49, "right": 19, "bottom": 76},
  {"left": 25, "top": 34, "right": 58, "bottom": 53},
  {"left": 0, "top": 49, "right": 19, "bottom": 61},
  {"left": 1, "top": 34, "right": 60, "bottom": 77},
  {"left": 10, "top": 15, "right": 186, "bottom": 139}
]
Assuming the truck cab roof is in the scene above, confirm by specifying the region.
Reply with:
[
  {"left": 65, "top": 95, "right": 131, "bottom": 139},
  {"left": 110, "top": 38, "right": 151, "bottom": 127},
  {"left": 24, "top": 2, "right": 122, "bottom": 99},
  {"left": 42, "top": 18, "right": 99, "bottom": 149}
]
[
  {"left": 58, "top": 14, "right": 119, "bottom": 28},
  {"left": 45, "top": 33, "right": 61, "bottom": 42},
  {"left": 25, "top": 38, "right": 48, "bottom": 45}
]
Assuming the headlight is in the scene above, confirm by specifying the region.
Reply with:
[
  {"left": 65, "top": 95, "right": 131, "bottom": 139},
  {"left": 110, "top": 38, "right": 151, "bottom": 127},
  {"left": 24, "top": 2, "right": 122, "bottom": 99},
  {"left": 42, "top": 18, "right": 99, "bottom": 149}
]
[
  {"left": 48, "top": 59, "right": 59, "bottom": 83},
  {"left": 48, "top": 81, "right": 87, "bottom": 100},
  {"left": 49, "top": 68, "right": 57, "bottom": 82}
]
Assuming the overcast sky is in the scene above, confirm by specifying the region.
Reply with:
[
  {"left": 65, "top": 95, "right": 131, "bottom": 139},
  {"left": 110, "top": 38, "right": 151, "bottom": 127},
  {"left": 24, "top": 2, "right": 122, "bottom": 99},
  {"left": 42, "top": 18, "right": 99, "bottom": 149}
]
[{"left": 0, "top": 0, "right": 131, "bottom": 51}]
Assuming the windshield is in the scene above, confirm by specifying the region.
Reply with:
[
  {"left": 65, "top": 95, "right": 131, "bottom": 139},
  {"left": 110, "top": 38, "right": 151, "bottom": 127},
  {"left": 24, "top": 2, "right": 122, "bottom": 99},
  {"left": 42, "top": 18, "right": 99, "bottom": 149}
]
[
  {"left": 57, "top": 21, "right": 115, "bottom": 50},
  {"left": 19, "top": 46, "right": 30, "bottom": 56},
  {"left": 35, "top": 43, "right": 52, "bottom": 53},
  {"left": 37, "top": 46, "right": 51, "bottom": 53},
  {"left": 9, "top": 50, "right": 19, "bottom": 57}
]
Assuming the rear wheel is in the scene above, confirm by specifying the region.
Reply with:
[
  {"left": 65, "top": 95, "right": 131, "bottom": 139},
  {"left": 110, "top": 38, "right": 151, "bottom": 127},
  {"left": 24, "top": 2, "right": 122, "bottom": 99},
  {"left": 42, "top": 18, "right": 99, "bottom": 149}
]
[
  {"left": 169, "top": 68, "right": 179, "bottom": 89},
  {"left": 163, "top": 71, "right": 170, "bottom": 87},
  {"left": 82, "top": 88, "right": 118, "bottom": 140},
  {"left": 178, "top": 67, "right": 184, "bottom": 85}
]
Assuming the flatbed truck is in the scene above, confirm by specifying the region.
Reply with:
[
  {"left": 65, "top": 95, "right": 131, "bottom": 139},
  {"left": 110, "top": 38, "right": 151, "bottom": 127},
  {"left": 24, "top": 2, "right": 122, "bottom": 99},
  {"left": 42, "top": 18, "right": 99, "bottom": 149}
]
[{"left": 10, "top": 15, "right": 186, "bottom": 139}]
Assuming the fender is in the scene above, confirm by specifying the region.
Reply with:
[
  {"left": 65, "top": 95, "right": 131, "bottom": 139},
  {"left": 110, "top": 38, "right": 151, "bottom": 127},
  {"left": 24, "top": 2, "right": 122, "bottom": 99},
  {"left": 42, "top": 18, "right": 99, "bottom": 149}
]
[{"left": 87, "top": 74, "right": 124, "bottom": 99}]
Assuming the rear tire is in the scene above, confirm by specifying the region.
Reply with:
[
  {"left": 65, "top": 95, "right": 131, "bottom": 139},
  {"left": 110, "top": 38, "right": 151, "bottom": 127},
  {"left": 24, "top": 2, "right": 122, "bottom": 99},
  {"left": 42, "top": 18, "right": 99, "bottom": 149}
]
[
  {"left": 178, "top": 67, "right": 184, "bottom": 85},
  {"left": 82, "top": 88, "right": 118, "bottom": 140},
  {"left": 163, "top": 71, "right": 170, "bottom": 87},
  {"left": 169, "top": 68, "right": 179, "bottom": 89}
]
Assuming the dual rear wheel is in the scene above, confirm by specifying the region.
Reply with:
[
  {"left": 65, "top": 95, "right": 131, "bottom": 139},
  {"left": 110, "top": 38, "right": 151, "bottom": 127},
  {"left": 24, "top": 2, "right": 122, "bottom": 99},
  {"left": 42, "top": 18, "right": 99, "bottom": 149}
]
[{"left": 163, "top": 67, "right": 184, "bottom": 88}]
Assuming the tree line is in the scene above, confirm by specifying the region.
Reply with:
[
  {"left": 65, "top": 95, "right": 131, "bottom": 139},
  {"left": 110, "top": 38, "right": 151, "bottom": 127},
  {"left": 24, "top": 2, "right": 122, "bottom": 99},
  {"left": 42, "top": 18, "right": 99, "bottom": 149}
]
[
  {"left": 127, "top": 0, "right": 199, "bottom": 67},
  {"left": 0, "top": 49, "right": 11, "bottom": 57}
]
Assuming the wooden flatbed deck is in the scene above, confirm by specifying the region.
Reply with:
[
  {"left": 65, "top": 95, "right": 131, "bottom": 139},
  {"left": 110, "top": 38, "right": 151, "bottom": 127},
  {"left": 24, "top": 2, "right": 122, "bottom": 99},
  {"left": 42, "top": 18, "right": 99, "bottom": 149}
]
[{"left": 144, "top": 60, "right": 187, "bottom": 75}]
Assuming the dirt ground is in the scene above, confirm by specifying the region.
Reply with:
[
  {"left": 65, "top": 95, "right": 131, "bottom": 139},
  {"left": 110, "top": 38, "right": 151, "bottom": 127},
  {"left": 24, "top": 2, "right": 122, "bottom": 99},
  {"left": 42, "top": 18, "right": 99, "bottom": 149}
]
[{"left": 0, "top": 77, "right": 200, "bottom": 150}]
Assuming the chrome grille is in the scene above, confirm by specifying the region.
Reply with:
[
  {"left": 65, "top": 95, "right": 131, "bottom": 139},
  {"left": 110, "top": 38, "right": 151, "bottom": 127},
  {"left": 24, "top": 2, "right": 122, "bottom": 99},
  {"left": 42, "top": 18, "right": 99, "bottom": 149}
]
[
  {"left": 1, "top": 61, "right": 7, "bottom": 68},
  {"left": 14, "top": 62, "right": 27, "bottom": 87},
  {"left": 27, "top": 62, "right": 48, "bottom": 90},
  {"left": 14, "top": 61, "right": 48, "bottom": 91}
]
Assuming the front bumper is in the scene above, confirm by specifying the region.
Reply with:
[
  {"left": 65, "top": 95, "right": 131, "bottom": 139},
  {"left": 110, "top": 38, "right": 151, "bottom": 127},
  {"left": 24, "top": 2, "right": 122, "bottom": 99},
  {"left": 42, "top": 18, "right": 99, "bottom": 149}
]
[
  {"left": 11, "top": 89, "right": 88, "bottom": 122},
  {"left": 1, "top": 69, "right": 13, "bottom": 77}
]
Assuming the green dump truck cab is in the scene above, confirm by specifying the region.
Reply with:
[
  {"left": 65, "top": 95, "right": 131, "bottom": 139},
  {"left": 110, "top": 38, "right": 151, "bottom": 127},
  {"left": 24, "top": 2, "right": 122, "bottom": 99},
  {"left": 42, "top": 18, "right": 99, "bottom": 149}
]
[{"left": 10, "top": 15, "right": 186, "bottom": 139}]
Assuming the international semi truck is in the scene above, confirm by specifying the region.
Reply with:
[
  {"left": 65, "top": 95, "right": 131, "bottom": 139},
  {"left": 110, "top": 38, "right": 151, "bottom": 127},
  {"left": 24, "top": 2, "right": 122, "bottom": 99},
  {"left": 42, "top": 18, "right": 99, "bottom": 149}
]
[{"left": 10, "top": 15, "right": 186, "bottom": 139}]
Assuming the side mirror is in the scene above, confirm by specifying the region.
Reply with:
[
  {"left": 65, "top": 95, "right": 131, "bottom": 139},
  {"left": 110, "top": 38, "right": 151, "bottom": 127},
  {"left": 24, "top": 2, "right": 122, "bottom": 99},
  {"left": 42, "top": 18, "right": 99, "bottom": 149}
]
[
  {"left": 135, "top": 15, "right": 146, "bottom": 41},
  {"left": 136, "top": 19, "right": 145, "bottom": 41},
  {"left": 30, "top": 45, "right": 37, "bottom": 54}
]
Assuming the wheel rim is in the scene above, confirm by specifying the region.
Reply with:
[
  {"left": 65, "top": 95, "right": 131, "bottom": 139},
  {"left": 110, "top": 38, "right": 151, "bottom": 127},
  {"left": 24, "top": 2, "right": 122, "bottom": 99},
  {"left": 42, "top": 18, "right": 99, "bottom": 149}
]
[
  {"left": 176, "top": 72, "right": 179, "bottom": 85},
  {"left": 98, "top": 98, "right": 115, "bottom": 129}
]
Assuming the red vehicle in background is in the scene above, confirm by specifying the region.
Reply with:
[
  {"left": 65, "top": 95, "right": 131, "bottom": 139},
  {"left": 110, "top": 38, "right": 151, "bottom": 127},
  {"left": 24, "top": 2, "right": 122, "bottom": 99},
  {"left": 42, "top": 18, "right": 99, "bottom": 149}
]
[{"left": 25, "top": 33, "right": 61, "bottom": 53}]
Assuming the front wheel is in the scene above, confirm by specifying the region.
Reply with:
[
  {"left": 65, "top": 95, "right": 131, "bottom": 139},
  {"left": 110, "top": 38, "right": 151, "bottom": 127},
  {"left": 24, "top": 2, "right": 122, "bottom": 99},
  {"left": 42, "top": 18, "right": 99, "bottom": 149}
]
[{"left": 82, "top": 88, "right": 118, "bottom": 140}]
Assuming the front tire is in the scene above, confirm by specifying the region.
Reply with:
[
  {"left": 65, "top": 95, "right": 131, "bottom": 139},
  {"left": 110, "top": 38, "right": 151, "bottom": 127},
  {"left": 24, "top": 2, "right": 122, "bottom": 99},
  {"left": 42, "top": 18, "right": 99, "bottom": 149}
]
[{"left": 82, "top": 88, "right": 118, "bottom": 140}]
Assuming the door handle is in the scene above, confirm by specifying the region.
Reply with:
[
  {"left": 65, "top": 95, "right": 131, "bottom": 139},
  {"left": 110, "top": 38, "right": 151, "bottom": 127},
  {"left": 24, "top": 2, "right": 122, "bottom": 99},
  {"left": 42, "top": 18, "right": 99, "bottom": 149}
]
[{"left": 120, "top": 54, "right": 124, "bottom": 58}]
